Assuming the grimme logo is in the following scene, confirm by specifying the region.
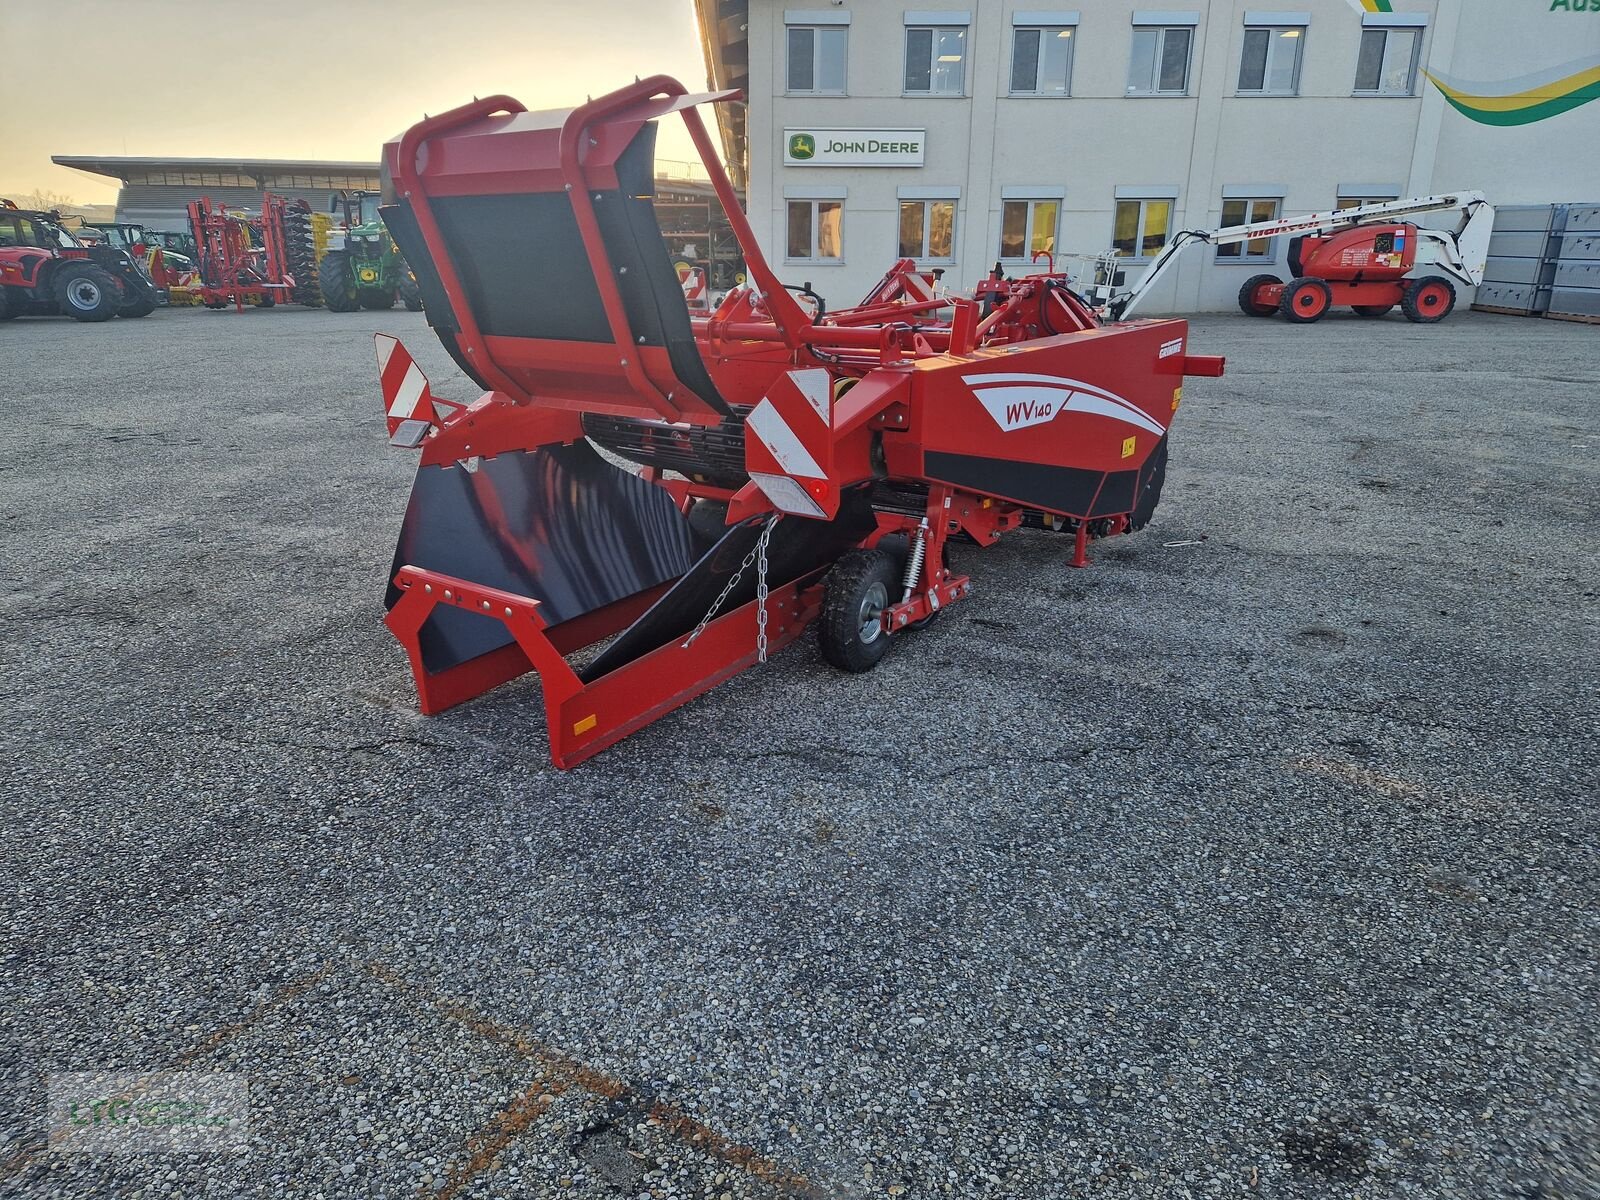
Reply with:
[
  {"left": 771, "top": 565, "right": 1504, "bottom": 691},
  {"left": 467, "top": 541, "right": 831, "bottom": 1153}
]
[{"left": 788, "top": 133, "right": 816, "bottom": 160}]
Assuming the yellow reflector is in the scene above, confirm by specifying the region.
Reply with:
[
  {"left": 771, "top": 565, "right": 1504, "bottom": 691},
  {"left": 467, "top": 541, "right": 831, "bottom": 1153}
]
[
  {"left": 1171, "top": 386, "right": 1183, "bottom": 411},
  {"left": 572, "top": 714, "right": 598, "bottom": 736},
  {"left": 1122, "top": 436, "right": 1136, "bottom": 458}
]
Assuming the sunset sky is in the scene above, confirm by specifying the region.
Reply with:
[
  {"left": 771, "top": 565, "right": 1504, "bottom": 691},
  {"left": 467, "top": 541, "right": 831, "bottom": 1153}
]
[{"left": 0, "top": 0, "right": 708, "bottom": 202}]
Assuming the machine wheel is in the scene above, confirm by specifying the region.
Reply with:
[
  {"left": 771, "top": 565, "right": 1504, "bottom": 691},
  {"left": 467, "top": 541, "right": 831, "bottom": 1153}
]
[
  {"left": 118, "top": 294, "right": 158, "bottom": 318},
  {"left": 1353, "top": 304, "right": 1394, "bottom": 318},
  {"left": 819, "top": 548, "right": 899, "bottom": 673},
  {"left": 254, "top": 294, "right": 276, "bottom": 308},
  {"left": 359, "top": 289, "right": 397, "bottom": 311},
  {"left": 1401, "top": 276, "right": 1456, "bottom": 324},
  {"left": 686, "top": 499, "right": 730, "bottom": 546},
  {"left": 399, "top": 274, "right": 424, "bottom": 312},
  {"left": 1278, "top": 276, "right": 1332, "bottom": 324},
  {"left": 0, "top": 287, "right": 14, "bottom": 320},
  {"left": 875, "top": 531, "right": 945, "bottom": 629},
  {"left": 1237, "top": 273, "right": 1281, "bottom": 317},
  {"left": 318, "top": 252, "right": 360, "bottom": 312},
  {"left": 1128, "top": 435, "right": 1169, "bottom": 531},
  {"left": 54, "top": 265, "right": 121, "bottom": 322}
]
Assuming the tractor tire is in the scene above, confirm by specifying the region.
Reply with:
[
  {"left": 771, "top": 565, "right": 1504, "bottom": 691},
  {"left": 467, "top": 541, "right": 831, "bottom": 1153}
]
[
  {"left": 318, "top": 252, "right": 360, "bottom": 312},
  {"left": 359, "top": 289, "right": 397, "bottom": 311},
  {"left": 686, "top": 499, "right": 730, "bottom": 547},
  {"left": 118, "top": 295, "right": 159, "bottom": 318},
  {"left": 399, "top": 274, "right": 424, "bottom": 312},
  {"left": 819, "top": 548, "right": 899, "bottom": 673},
  {"left": 1401, "top": 276, "right": 1456, "bottom": 324},
  {"left": 1128, "top": 435, "right": 1169, "bottom": 531},
  {"left": 1353, "top": 304, "right": 1394, "bottom": 318},
  {"left": 1237, "top": 273, "right": 1281, "bottom": 317},
  {"left": 1278, "top": 276, "right": 1332, "bottom": 324},
  {"left": 54, "top": 264, "right": 121, "bottom": 322},
  {"left": 0, "top": 287, "right": 15, "bottom": 320}
]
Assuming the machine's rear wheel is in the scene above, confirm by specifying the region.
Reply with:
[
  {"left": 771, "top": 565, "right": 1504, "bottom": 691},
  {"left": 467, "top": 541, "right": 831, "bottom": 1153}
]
[
  {"left": 359, "top": 289, "right": 397, "bottom": 311},
  {"left": 819, "top": 549, "right": 899, "bottom": 673},
  {"left": 318, "top": 252, "right": 360, "bottom": 312},
  {"left": 1237, "top": 273, "right": 1281, "bottom": 317},
  {"left": 1279, "top": 276, "right": 1332, "bottom": 324},
  {"left": 1353, "top": 304, "right": 1394, "bottom": 318},
  {"left": 54, "top": 265, "right": 120, "bottom": 322},
  {"left": 1401, "top": 276, "right": 1456, "bottom": 324},
  {"left": 399, "top": 273, "right": 423, "bottom": 312}
]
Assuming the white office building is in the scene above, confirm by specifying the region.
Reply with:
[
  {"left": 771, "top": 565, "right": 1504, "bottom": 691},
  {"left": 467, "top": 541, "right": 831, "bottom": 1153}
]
[{"left": 694, "top": 0, "right": 1600, "bottom": 310}]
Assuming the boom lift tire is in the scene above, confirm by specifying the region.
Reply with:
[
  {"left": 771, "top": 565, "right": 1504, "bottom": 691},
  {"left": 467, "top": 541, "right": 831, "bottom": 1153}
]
[
  {"left": 55, "top": 264, "right": 120, "bottom": 322},
  {"left": 318, "top": 252, "right": 361, "bottom": 312},
  {"left": 1278, "top": 276, "right": 1332, "bottom": 324},
  {"left": 1353, "top": 304, "right": 1394, "bottom": 318},
  {"left": 1401, "top": 276, "right": 1456, "bottom": 324},
  {"left": 819, "top": 548, "right": 899, "bottom": 673},
  {"left": 1237, "top": 274, "right": 1280, "bottom": 317}
]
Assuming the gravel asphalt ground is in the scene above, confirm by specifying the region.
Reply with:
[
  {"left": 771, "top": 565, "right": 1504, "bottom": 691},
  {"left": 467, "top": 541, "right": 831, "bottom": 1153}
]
[{"left": 2, "top": 303, "right": 1596, "bottom": 1199}]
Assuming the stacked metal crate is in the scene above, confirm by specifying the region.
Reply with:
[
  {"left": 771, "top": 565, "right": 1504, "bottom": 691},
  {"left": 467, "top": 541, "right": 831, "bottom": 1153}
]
[
  {"left": 1549, "top": 205, "right": 1600, "bottom": 324},
  {"left": 1472, "top": 205, "right": 1566, "bottom": 317}
]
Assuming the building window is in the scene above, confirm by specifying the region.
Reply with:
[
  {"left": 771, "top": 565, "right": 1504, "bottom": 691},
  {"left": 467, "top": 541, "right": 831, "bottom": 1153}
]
[
  {"left": 1354, "top": 26, "right": 1421, "bottom": 95},
  {"left": 1010, "top": 26, "right": 1075, "bottom": 95},
  {"left": 787, "top": 25, "right": 847, "bottom": 94},
  {"left": 1128, "top": 26, "right": 1193, "bottom": 95},
  {"left": 1112, "top": 197, "right": 1174, "bottom": 258},
  {"left": 787, "top": 199, "right": 843, "bottom": 261},
  {"left": 999, "top": 198, "right": 1059, "bottom": 261},
  {"left": 1336, "top": 194, "right": 1398, "bottom": 211},
  {"left": 1216, "top": 197, "right": 1281, "bottom": 260},
  {"left": 899, "top": 199, "right": 956, "bottom": 261},
  {"left": 905, "top": 26, "right": 967, "bottom": 95},
  {"left": 1238, "top": 26, "right": 1303, "bottom": 95}
]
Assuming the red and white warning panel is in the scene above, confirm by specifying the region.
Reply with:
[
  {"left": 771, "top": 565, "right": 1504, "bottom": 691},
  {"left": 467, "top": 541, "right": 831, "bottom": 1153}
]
[{"left": 375, "top": 334, "right": 462, "bottom": 444}]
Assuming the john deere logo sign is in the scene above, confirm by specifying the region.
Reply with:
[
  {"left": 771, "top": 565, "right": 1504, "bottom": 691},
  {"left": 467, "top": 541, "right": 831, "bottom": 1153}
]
[{"left": 782, "top": 128, "right": 926, "bottom": 167}]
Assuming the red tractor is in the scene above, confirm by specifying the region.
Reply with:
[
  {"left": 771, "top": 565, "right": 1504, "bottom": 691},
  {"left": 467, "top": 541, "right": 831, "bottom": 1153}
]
[{"left": 0, "top": 201, "right": 164, "bottom": 322}]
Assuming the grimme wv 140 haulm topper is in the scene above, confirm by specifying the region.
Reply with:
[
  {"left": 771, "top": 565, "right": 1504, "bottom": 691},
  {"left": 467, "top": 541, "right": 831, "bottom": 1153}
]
[{"left": 372, "top": 78, "right": 1224, "bottom": 767}]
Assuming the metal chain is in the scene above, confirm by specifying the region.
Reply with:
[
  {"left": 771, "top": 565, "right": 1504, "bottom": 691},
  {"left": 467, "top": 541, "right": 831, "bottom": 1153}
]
[{"left": 681, "top": 515, "right": 779, "bottom": 654}]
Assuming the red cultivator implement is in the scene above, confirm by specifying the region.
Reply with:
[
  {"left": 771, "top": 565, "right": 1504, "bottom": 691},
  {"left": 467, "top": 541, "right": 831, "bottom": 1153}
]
[
  {"left": 375, "top": 77, "right": 1224, "bottom": 768},
  {"left": 186, "top": 193, "right": 314, "bottom": 311}
]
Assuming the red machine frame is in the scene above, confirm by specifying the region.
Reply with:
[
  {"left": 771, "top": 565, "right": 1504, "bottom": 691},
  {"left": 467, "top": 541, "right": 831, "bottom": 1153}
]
[
  {"left": 186, "top": 193, "right": 304, "bottom": 311},
  {"left": 376, "top": 78, "right": 1225, "bottom": 768}
]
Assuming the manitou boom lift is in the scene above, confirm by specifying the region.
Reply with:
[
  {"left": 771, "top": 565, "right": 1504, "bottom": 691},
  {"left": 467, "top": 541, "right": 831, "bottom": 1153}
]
[{"left": 1090, "top": 192, "right": 1493, "bottom": 324}]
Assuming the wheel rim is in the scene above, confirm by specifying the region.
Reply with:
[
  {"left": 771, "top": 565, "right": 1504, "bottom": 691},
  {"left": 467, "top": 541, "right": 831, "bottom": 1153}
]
[
  {"left": 1418, "top": 285, "right": 1446, "bottom": 312},
  {"left": 857, "top": 581, "right": 888, "bottom": 644},
  {"left": 1296, "top": 288, "right": 1326, "bottom": 315},
  {"left": 67, "top": 278, "right": 102, "bottom": 309}
]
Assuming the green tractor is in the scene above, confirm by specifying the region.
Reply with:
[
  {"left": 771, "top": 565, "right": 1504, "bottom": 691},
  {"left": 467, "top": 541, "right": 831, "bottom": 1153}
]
[{"left": 317, "top": 190, "right": 422, "bottom": 313}]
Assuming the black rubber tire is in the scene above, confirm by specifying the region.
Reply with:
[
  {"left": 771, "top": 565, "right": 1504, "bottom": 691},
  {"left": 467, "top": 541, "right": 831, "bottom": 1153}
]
[
  {"left": 1278, "top": 276, "right": 1332, "bottom": 324},
  {"left": 254, "top": 294, "right": 276, "bottom": 309},
  {"left": 874, "top": 532, "right": 944, "bottom": 629},
  {"left": 399, "top": 273, "right": 423, "bottom": 312},
  {"left": 1237, "top": 273, "right": 1281, "bottom": 317},
  {"left": 318, "top": 252, "right": 360, "bottom": 312},
  {"left": 1128, "top": 434, "right": 1169, "bottom": 531},
  {"left": 359, "top": 289, "right": 397, "bottom": 311},
  {"left": 54, "top": 264, "right": 120, "bottom": 322},
  {"left": 118, "top": 295, "right": 158, "bottom": 318},
  {"left": 1353, "top": 304, "right": 1394, "bottom": 318},
  {"left": 1401, "top": 276, "right": 1456, "bottom": 324},
  {"left": 819, "top": 548, "right": 899, "bottom": 673},
  {"left": 0, "top": 287, "right": 16, "bottom": 320}
]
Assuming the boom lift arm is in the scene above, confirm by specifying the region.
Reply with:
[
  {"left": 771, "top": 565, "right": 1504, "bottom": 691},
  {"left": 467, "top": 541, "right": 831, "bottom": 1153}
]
[{"left": 1097, "top": 191, "right": 1493, "bottom": 320}]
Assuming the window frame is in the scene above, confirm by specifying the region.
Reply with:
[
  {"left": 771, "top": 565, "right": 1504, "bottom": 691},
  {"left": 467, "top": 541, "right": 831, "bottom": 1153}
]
[
  {"left": 785, "top": 198, "right": 844, "bottom": 263},
  {"left": 1353, "top": 26, "right": 1423, "bottom": 97},
  {"left": 1237, "top": 25, "right": 1305, "bottom": 96},
  {"left": 786, "top": 23, "right": 849, "bottom": 96},
  {"left": 1009, "top": 24, "right": 1076, "bottom": 96},
  {"left": 1111, "top": 196, "right": 1177, "bottom": 260},
  {"left": 1335, "top": 194, "right": 1399, "bottom": 212},
  {"left": 997, "top": 197, "right": 1061, "bottom": 264},
  {"left": 904, "top": 25, "right": 969, "bottom": 96},
  {"left": 898, "top": 197, "right": 958, "bottom": 263},
  {"left": 1127, "top": 25, "right": 1194, "bottom": 97},
  {"left": 1214, "top": 196, "right": 1283, "bottom": 263}
]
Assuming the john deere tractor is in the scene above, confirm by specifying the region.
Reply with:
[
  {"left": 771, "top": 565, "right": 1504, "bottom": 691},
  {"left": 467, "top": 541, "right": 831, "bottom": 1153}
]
[{"left": 317, "top": 191, "right": 422, "bottom": 313}]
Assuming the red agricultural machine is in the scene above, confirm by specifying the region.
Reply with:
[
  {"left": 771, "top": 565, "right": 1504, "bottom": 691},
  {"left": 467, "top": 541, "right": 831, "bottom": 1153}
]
[
  {"left": 185, "top": 193, "right": 319, "bottom": 311},
  {"left": 373, "top": 77, "right": 1225, "bottom": 768}
]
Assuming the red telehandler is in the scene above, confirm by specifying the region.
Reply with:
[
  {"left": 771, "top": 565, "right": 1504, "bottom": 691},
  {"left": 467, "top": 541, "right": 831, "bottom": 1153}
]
[{"left": 370, "top": 77, "right": 1226, "bottom": 767}]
